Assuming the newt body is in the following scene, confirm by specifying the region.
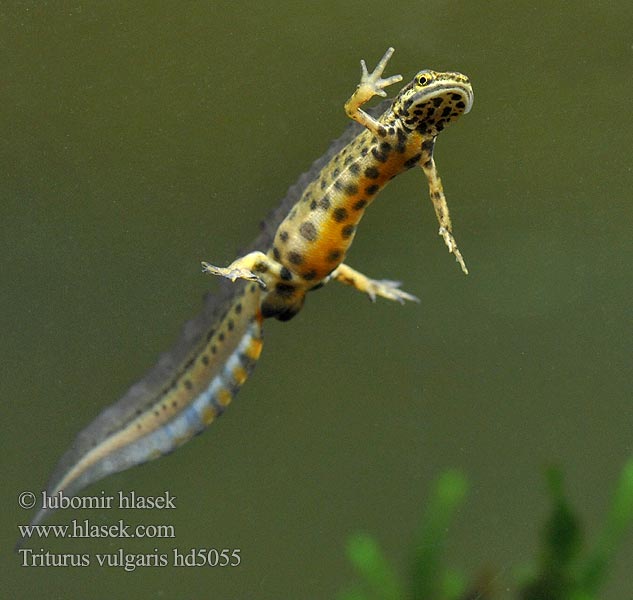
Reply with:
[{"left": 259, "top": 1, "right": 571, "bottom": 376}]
[
  {"left": 205, "top": 48, "right": 472, "bottom": 320},
  {"left": 26, "top": 48, "right": 473, "bottom": 532}
]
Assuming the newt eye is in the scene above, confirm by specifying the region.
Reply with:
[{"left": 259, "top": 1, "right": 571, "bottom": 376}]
[{"left": 416, "top": 74, "right": 430, "bottom": 86}]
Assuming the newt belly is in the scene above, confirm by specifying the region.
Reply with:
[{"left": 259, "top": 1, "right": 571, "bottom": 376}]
[{"left": 25, "top": 47, "right": 473, "bottom": 534}]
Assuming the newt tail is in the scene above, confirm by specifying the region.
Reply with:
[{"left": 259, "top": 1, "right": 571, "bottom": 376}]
[{"left": 27, "top": 285, "right": 263, "bottom": 530}]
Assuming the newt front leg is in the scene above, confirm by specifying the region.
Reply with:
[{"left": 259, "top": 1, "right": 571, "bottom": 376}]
[
  {"left": 344, "top": 46, "right": 403, "bottom": 136},
  {"left": 420, "top": 153, "right": 468, "bottom": 275}
]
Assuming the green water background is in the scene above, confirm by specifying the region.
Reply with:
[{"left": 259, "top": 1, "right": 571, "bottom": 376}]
[{"left": 2, "top": 1, "right": 632, "bottom": 597}]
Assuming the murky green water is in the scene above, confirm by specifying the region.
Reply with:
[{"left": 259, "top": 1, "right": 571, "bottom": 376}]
[{"left": 3, "top": 2, "right": 632, "bottom": 598}]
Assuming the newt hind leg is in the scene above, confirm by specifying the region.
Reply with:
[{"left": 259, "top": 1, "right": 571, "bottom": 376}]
[
  {"left": 330, "top": 263, "right": 419, "bottom": 304},
  {"left": 202, "top": 251, "right": 280, "bottom": 289}
]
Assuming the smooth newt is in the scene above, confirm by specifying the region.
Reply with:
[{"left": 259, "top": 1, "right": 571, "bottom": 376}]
[{"left": 26, "top": 48, "right": 473, "bottom": 532}]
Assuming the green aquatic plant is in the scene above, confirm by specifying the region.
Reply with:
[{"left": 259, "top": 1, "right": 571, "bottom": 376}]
[
  {"left": 340, "top": 459, "right": 633, "bottom": 600},
  {"left": 339, "top": 469, "right": 470, "bottom": 600},
  {"left": 520, "top": 460, "right": 633, "bottom": 600}
]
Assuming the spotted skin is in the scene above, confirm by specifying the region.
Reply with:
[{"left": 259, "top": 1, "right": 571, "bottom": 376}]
[
  {"left": 26, "top": 48, "right": 473, "bottom": 535},
  {"left": 207, "top": 47, "right": 473, "bottom": 320}
]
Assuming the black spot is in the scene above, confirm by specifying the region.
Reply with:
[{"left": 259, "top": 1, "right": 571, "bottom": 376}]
[
  {"left": 365, "top": 184, "right": 379, "bottom": 195},
  {"left": 280, "top": 266, "right": 293, "bottom": 281},
  {"left": 353, "top": 199, "right": 368, "bottom": 211},
  {"left": 202, "top": 354, "right": 210, "bottom": 365},
  {"left": 302, "top": 269, "right": 317, "bottom": 280},
  {"left": 441, "top": 106, "right": 451, "bottom": 117},
  {"left": 288, "top": 208, "right": 297, "bottom": 220},
  {"left": 211, "top": 345, "right": 217, "bottom": 354},
  {"left": 396, "top": 128, "right": 407, "bottom": 152},
  {"left": 219, "top": 332, "right": 225, "bottom": 342},
  {"left": 432, "top": 97, "right": 443, "bottom": 107},
  {"left": 250, "top": 283, "right": 258, "bottom": 293},
  {"left": 451, "top": 93, "right": 462, "bottom": 101},
  {"left": 254, "top": 261, "right": 268, "bottom": 273},
  {"left": 333, "top": 207, "right": 348, "bottom": 222},
  {"left": 421, "top": 139, "right": 435, "bottom": 153},
  {"left": 184, "top": 379, "right": 193, "bottom": 390},
  {"left": 275, "top": 282, "right": 295, "bottom": 297},
  {"left": 380, "top": 141, "right": 392, "bottom": 152},
  {"left": 310, "top": 200, "right": 317, "bottom": 210},
  {"left": 279, "top": 230, "right": 289, "bottom": 243},
  {"left": 404, "top": 153, "right": 422, "bottom": 168},
  {"left": 344, "top": 155, "right": 353, "bottom": 166},
  {"left": 327, "top": 249, "right": 342, "bottom": 262},
  {"left": 342, "top": 224, "right": 355, "bottom": 239},
  {"left": 272, "top": 246, "right": 281, "bottom": 260},
  {"left": 365, "top": 166, "right": 380, "bottom": 179},
  {"left": 320, "top": 179, "right": 327, "bottom": 190},
  {"left": 344, "top": 183, "right": 358, "bottom": 195},
  {"left": 172, "top": 400, "right": 178, "bottom": 408},
  {"left": 360, "top": 147, "right": 369, "bottom": 157},
  {"left": 414, "top": 108, "right": 424, "bottom": 116},
  {"left": 205, "top": 328, "right": 216, "bottom": 341},
  {"left": 332, "top": 167, "right": 340, "bottom": 178},
  {"left": 349, "top": 162, "right": 360, "bottom": 174},
  {"left": 371, "top": 148, "right": 388, "bottom": 163},
  {"left": 299, "top": 221, "right": 317, "bottom": 241},
  {"left": 318, "top": 195, "right": 331, "bottom": 210},
  {"left": 333, "top": 180, "right": 343, "bottom": 190},
  {"left": 237, "top": 352, "right": 253, "bottom": 368},
  {"left": 456, "top": 101, "right": 465, "bottom": 109},
  {"left": 235, "top": 303, "right": 242, "bottom": 314},
  {"left": 228, "top": 319, "right": 234, "bottom": 331},
  {"left": 288, "top": 251, "right": 304, "bottom": 265}
]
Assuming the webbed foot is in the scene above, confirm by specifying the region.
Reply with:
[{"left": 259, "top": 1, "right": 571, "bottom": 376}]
[
  {"left": 363, "top": 278, "right": 420, "bottom": 304},
  {"left": 201, "top": 262, "right": 266, "bottom": 288}
]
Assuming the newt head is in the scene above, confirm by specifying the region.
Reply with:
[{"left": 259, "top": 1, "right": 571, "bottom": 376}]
[{"left": 392, "top": 69, "right": 473, "bottom": 136}]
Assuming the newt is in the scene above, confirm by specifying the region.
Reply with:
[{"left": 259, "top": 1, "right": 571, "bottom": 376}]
[{"left": 25, "top": 48, "right": 473, "bottom": 532}]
